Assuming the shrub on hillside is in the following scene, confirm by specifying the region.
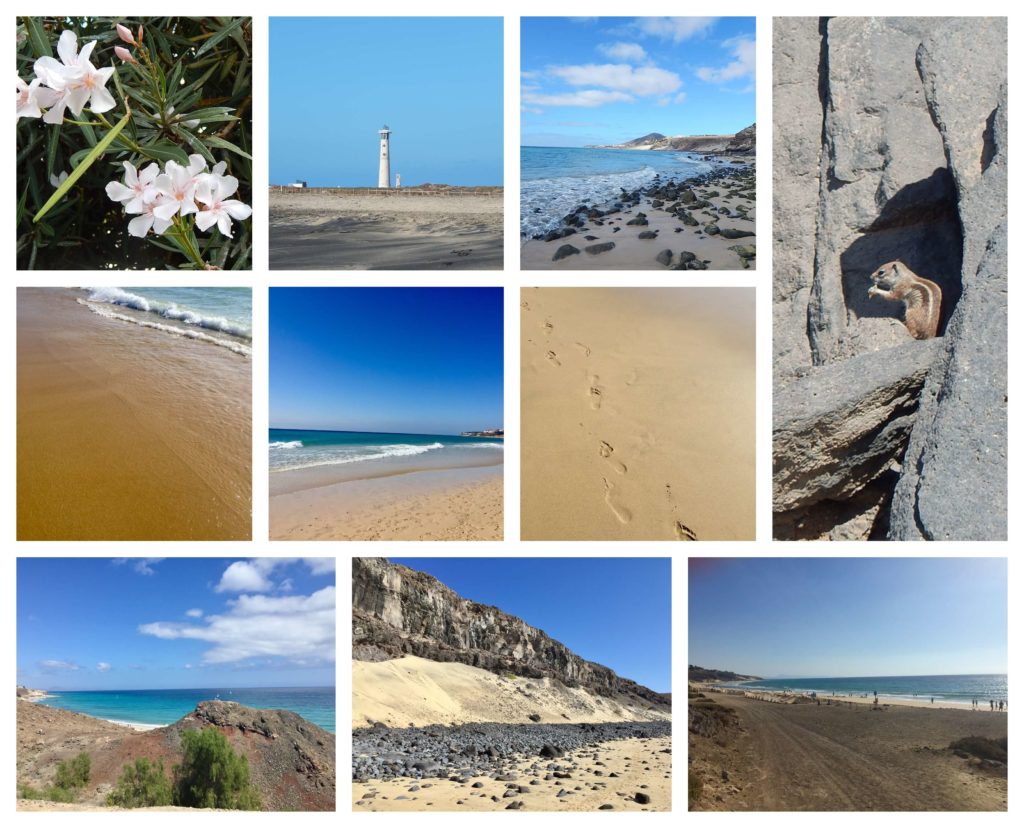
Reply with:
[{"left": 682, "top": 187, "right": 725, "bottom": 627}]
[
  {"left": 172, "top": 728, "right": 261, "bottom": 810},
  {"left": 106, "top": 757, "right": 173, "bottom": 808}
]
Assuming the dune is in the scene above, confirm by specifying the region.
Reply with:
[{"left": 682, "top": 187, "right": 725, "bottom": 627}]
[{"left": 353, "top": 656, "right": 670, "bottom": 729}]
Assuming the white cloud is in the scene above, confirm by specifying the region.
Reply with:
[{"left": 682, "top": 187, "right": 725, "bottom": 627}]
[
  {"left": 40, "top": 659, "right": 79, "bottom": 671},
  {"left": 96, "top": 662, "right": 111, "bottom": 673},
  {"left": 522, "top": 89, "right": 635, "bottom": 108},
  {"left": 697, "top": 36, "right": 755, "bottom": 84},
  {"left": 185, "top": 609, "right": 203, "bottom": 618},
  {"left": 657, "top": 97, "right": 670, "bottom": 106},
  {"left": 139, "top": 586, "right": 336, "bottom": 666},
  {"left": 215, "top": 558, "right": 335, "bottom": 593},
  {"left": 215, "top": 561, "right": 274, "bottom": 593},
  {"left": 112, "top": 558, "right": 165, "bottom": 576},
  {"left": 549, "top": 63, "right": 682, "bottom": 97},
  {"left": 184, "top": 663, "right": 192, "bottom": 669},
  {"left": 634, "top": 17, "right": 718, "bottom": 43},
  {"left": 597, "top": 42, "right": 647, "bottom": 63},
  {"left": 674, "top": 91, "right": 688, "bottom": 104}
]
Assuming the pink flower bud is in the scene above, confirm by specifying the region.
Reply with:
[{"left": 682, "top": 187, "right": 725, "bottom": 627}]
[
  {"left": 114, "top": 45, "right": 137, "bottom": 64},
  {"left": 137, "top": 24, "right": 144, "bottom": 45},
  {"left": 116, "top": 23, "right": 136, "bottom": 45}
]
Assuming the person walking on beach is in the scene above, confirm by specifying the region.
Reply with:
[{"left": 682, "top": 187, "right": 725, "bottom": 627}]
[
  {"left": 930, "top": 697, "right": 934, "bottom": 704},
  {"left": 990, "top": 700, "right": 995, "bottom": 711}
]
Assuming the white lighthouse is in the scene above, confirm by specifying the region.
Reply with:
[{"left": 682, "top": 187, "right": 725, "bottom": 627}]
[{"left": 378, "top": 125, "right": 391, "bottom": 189}]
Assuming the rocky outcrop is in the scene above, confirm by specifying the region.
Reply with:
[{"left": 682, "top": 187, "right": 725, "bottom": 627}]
[
  {"left": 773, "top": 18, "right": 1007, "bottom": 540},
  {"left": 725, "top": 123, "right": 757, "bottom": 155},
  {"left": 352, "top": 558, "right": 669, "bottom": 710}
]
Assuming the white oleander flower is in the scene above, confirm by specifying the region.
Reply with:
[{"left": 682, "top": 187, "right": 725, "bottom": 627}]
[
  {"left": 105, "top": 160, "right": 160, "bottom": 212},
  {"left": 49, "top": 170, "right": 69, "bottom": 188},
  {"left": 126, "top": 194, "right": 173, "bottom": 238},
  {"left": 33, "top": 30, "right": 115, "bottom": 123},
  {"left": 194, "top": 173, "right": 252, "bottom": 237},
  {"left": 153, "top": 159, "right": 200, "bottom": 220},
  {"left": 16, "top": 75, "right": 58, "bottom": 120}
]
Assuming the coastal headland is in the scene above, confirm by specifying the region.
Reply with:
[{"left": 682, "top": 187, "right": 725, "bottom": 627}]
[
  {"left": 689, "top": 686, "right": 1007, "bottom": 811},
  {"left": 353, "top": 558, "right": 672, "bottom": 811},
  {"left": 270, "top": 186, "right": 503, "bottom": 270},
  {"left": 16, "top": 698, "right": 336, "bottom": 811}
]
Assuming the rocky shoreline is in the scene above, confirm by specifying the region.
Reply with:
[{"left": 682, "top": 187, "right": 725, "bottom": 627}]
[
  {"left": 353, "top": 721, "right": 671, "bottom": 782},
  {"left": 521, "top": 162, "right": 755, "bottom": 270}
]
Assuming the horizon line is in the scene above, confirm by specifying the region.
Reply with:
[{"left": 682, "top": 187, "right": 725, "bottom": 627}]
[
  {"left": 269, "top": 426, "right": 503, "bottom": 437},
  {"left": 25, "top": 684, "right": 336, "bottom": 693}
]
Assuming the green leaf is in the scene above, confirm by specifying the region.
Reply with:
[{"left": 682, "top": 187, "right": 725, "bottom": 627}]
[
  {"left": 23, "top": 17, "right": 51, "bottom": 59},
  {"left": 179, "top": 107, "right": 238, "bottom": 124},
  {"left": 195, "top": 18, "right": 247, "bottom": 59},
  {"left": 46, "top": 124, "right": 61, "bottom": 179},
  {"left": 138, "top": 141, "right": 191, "bottom": 166},
  {"left": 16, "top": 184, "right": 30, "bottom": 225},
  {"left": 33, "top": 109, "right": 131, "bottom": 223},
  {"left": 171, "top": 127, "right": 215, "bottom": 164},
  {"left": 203, "top": 135, "right": 252, "bottom": 160}
]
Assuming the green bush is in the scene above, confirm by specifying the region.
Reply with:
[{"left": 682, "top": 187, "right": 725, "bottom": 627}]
[
  {"left": 688, "top": 769, "right": 703, "bottom": 809},
  {"left": 172, "top": 728, "right": 261, "bottom": 810},
  {"left": 54, "top": 752, "right": 91, "bottom": 790},
  {"left": 17, "top": 16, "right": 252, "bottom": 270},
  {"left": 106, "top": 758, "right": 173, "bottom": 808},
  {"left": 19, "top": 783, "right": 77, "bottom": 803}
]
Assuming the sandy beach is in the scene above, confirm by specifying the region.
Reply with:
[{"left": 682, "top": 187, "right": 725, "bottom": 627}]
[
  {"left": 353, "top": 656, "right": 669, "bottom": 729},
  {"left": 270, "top": 189, "right": 503, "bottom": 270},
  {"left": 354, "top": 735, "right": 670, "bottom": 812},
  {"left": 17, "top": 288, "right": 251, "bottom": 540},
  {"left": 521, "top": 287, "right": 754, "bottom": 540},
  {"left": 521, "top": 163, "right": 754, "bottom": 270},
  {"left": 270, "top": 464, "right": 502, "bottom": 541},
  {"left": 689, "top": 689, "right": 1007, "bottom": 811}
]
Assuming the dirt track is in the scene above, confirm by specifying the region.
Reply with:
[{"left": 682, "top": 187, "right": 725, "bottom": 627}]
[{"left": 690, "top": 692, "right": 1007, "bottom": 811}]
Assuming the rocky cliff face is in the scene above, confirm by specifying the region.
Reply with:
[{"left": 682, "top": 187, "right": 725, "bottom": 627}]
[
  {"left": 773, "top": 18, "right": 1006, "bottom": 540},
  {"left": 602, "top": 124, "right": 755, "bottom": 156},
  {"left": 352, "top": 558, "right": 669, "bottom": 710}
]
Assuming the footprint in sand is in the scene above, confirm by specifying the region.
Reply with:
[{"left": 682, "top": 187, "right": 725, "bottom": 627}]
[
  {"left": 542, "top": 319, "right": 554, "bottom": 335},
  {"left": 602, "top": 477, "right": 632, "bottom": 524},
  {"left": 673, "top": 521, "right": 698, "bottom": 541},
  {"left": 588, "top": 374, "right": 603, "bottom": 410},
  {"left": 598, "top": 441, "right": 627, "bottom": 475},
  {"left": 625, "top": 368, "right": 640, "bottom": 386},
  {"left": 546, "top": 350, "right": 561, "bottom": 367},
  {"left": 575, "top": 342, "right": 592, "bottom": 357},
  {"left": 521, "top": 300, "right": 530, "bottom": 310}
]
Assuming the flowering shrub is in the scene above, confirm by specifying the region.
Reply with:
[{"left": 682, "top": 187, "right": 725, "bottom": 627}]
[{"left": 16, "top": 17, "right": 252, "bottom": 269}]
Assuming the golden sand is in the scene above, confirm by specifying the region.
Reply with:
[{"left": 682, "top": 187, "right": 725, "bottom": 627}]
[
  {"left": 521, "top": 287, "right": 754, "bottom": 540},
  {"left": 17, "top": 288, "right": 251, "bottom": 540},
  {"left": 353, "top": 656, "right": 670, "bottom": 729},
  {"left": 270, "top": 466, "right": 502, "bottom": 541},
  {"left": 353, "top": 735, "right": 671, "bottom": 812}
]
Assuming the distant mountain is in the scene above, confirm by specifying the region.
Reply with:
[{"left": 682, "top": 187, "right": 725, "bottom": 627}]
[
  {"left": 595, "top": 124, "right": 756, "bottom": 156},
  {"left": 688, "top": 665, "right": 761, "bottom": 682}
]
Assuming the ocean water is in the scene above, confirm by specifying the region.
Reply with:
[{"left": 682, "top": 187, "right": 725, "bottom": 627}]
[
  {"left": 269, "top": 429, "right": 504, "bottom": 473},
  {"left": 77, "top": 286, "right": 252, "bottom": 355},
  {"left": 727, "top": 674, "right": 1008, "bottom": 706},
  {"left": 520, "top": 145, "right": 715, "bottom": 237},
  {"left": 36, "top": 687, "right": 335, "bottom": 732}
]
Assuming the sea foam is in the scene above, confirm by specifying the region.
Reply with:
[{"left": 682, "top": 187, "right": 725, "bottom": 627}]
[
  {"left": 78, "top": 299, "right": 252, "bottom": 357},
  {"left": 270, "top": 442, "right": 446, "bottom": 472},
  {"left": 85, "top": 287, "right": 252, "bottom": 340}
]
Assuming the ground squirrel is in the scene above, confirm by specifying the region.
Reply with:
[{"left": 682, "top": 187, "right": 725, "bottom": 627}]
[{"left": 867, "top": 261, "right": 942, "bottom": 339}]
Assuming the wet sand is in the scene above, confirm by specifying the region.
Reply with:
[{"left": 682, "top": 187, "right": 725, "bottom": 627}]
[
  {"left": 354, "top": 735, "right": 671, "bottom": 812},
  {"left": 17, "top": 288, "right": 251, "bottom": 540},
  {"left": 270, "top": 190, "right": 503, "bottom": 270},
  {"left": 689, "top": 690, "right": 1007, "bottom": 811},
  {"left": 521, "top": 166, "right": 755, "bottom": 270},
  {"left": 521, "top": 287, "right": 755, "bottom": 540},
  {"left": 270, "top": 464, "right": 502, "bottom": 540}
]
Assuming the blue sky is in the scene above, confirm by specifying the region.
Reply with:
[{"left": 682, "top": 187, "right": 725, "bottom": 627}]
[
  {"left": 270, "top": 288, "right": 503, "bottom": 435},
  {"left": 522, "top": 17, "right": 755, "bottom": 147},
  {"left": 390, "top": 558, "right": 672, "bottom": 692},
  {"left": 17, "top": 559, "right": 336, "bottom": 690},
  {"left": 689, "top": 558, "right": 1008, "bottom": 679},
  {"left": 270, "top": 17, "right": 503, "bottom": 186}
]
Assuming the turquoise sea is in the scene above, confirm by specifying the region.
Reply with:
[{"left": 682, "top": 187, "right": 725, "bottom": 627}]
[
  {"left": 727, "top": 674, "right": 1008, "bottom": 707},
  {"left": 520, "top": 145, "right": 716, "bottom": 237},
  {"left": 269, "top": 428, "right": 504, "bottom": 474},
  {"left": 36, "top": 687, "right": 335, "bottom": 733}
]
